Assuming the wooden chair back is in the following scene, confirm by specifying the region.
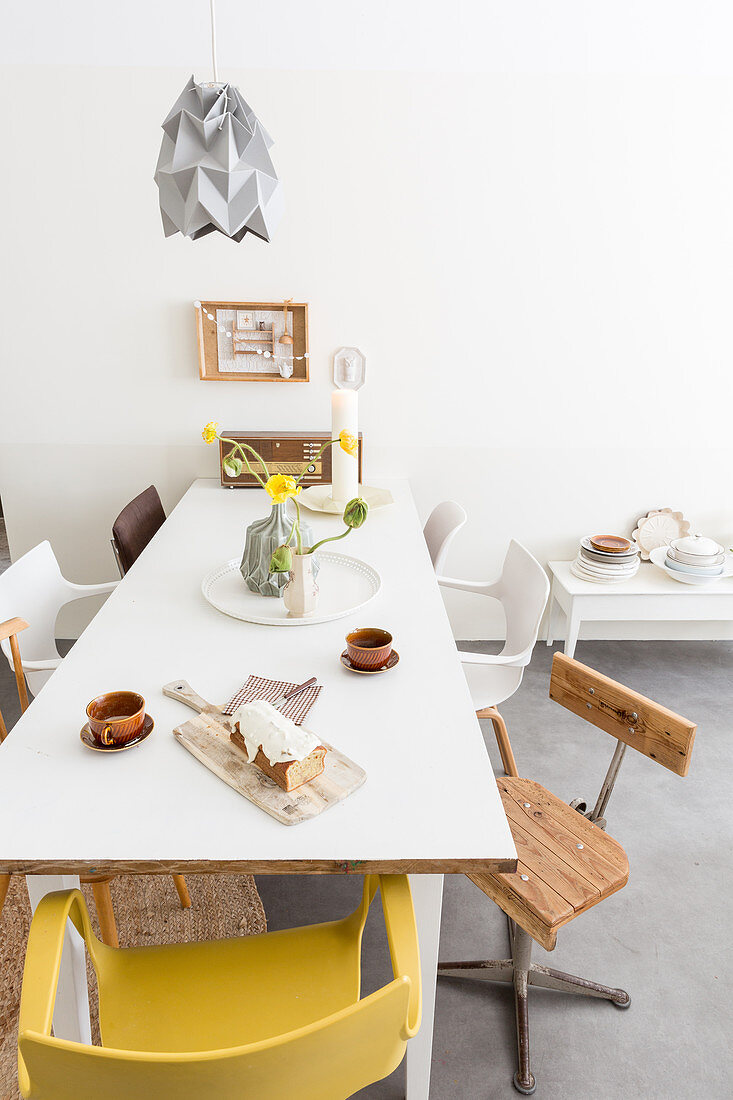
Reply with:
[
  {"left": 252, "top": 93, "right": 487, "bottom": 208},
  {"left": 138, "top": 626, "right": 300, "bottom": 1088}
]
[
  {"left": 0, "top": 616, "right": 29, "bottom": 742},
  {"left": 111, "top": 486, "right": 166, "bottom": 576},
  {"left": 549, "top": 652, "right": 696, "bottom": 777}
]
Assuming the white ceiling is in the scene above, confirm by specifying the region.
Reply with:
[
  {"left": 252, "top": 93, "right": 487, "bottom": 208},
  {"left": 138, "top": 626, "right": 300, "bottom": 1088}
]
[{"left": 3, "top": 1, "right": 733, "bottom": 74}]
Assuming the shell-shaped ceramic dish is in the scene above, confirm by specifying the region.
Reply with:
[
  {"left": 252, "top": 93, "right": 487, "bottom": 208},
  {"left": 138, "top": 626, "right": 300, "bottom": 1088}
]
[{"left": 632, "top": 509, "right": 691, "bottom": 560}]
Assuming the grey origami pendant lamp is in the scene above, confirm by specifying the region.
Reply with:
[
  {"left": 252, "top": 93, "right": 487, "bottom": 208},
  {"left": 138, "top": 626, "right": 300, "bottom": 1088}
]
[{"left": 154, "top": 0, "right": 283, "bottom": 243}]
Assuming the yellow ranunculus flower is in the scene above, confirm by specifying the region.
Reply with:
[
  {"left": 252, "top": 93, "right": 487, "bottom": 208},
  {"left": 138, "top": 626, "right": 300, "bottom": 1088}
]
[
  {"left": 202, "top": 421, "right": 219, "bottom": 444},
  {"left": 265, "top": 474, "right": 301, "bottom": 504},
  {"left": 339, "top": 430, "right": 358, "bottom": 457}
]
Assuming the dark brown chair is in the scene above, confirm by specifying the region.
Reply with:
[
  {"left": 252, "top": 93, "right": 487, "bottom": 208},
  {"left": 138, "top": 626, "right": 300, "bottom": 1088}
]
[
  {"left": 111, "top": 486, "right": 166, "bottom": 577},
  {"left": 439, "top": 653, "right": 697, "bottom": 1095}
]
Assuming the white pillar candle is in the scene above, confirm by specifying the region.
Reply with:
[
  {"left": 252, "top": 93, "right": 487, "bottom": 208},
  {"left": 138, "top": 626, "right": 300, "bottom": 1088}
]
[{"left": 331, "top": 389, "right": 359, "bottom": 505}]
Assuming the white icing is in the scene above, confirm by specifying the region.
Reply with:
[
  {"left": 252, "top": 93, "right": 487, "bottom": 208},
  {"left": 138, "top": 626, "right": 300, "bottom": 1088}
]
[{"left": 233, "top": 699, "right": 320, "bottom": 765}]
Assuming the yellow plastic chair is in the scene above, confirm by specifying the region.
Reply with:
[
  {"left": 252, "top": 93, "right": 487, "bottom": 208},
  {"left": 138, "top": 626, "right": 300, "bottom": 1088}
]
[{"left": 18, "top": 875, "right": 421, "bottom": 1100}]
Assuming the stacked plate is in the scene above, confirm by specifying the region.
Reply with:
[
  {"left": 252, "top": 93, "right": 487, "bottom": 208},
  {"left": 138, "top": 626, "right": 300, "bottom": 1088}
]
[
  {"left": 650, "top": 535, "right": 731, "bottom": 586},
  {"left": 571, "top": 534, "right": 640, "bottom": 584}
]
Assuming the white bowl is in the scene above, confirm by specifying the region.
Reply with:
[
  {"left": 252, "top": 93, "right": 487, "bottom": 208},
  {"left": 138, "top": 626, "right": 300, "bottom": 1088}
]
[
  {"left": 668, "top": 547, "right": 725, "bottom": 567},
  {"left": 650, "top": 546, "right": 730, "bottom": 584},
  {"left": 671, "top": 534, "right": 723, "bottom": 557},
  {"left": 665, "top": 555, "right": 723, "bottom": 577}
]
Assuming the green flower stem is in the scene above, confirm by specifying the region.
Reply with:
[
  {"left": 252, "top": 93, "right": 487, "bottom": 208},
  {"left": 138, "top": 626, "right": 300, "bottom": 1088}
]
[
  {"left": 295, "top": 438, "right": 338, "bottom": 484},
  {"left": 309, "top": 526, "right": 352, "bottom": 554},
  {"left": 218, "top": 435, "right": 269, "bottom": 488}
]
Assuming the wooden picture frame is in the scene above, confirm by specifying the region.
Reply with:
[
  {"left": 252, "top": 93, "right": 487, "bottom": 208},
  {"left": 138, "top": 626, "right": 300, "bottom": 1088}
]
[{"left": 197, "top": 301, "right": 309, "bottom": 382}]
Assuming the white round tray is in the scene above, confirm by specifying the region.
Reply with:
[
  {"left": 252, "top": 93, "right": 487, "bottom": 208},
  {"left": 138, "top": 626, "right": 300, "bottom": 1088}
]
[
  {"left": 298, "top": 484, "right": 394, "bottom": 514},
  {"left": 202, "top": 552, "right": 381, "bottom": 626}
]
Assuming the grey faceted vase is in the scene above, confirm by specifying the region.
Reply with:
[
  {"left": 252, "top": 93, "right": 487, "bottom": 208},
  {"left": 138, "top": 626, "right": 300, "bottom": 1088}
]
[{"left": 240, "top": 502, "right": 316, "bottom": 597}]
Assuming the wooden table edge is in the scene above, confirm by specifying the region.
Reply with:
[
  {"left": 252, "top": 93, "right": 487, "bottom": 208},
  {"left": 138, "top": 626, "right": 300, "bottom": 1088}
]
[{"left": 2, "top": 857, "right": 518, "bottom": 876}]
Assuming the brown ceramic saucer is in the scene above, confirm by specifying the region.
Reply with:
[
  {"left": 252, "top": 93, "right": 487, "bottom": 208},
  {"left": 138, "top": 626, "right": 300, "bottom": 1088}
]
[
  {"left": 340, "top": 650, "right": 400, "bottom": 675},
  {"left": 590, "top": 534, "right": 633, "bottom": 554},
  {"left": 80, "top": 713, "right": 154, "bottom": 752}
]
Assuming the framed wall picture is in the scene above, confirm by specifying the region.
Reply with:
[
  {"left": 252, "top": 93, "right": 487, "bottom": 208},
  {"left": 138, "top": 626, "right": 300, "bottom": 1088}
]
[{"left": 196, "top": 300, "right": 309, "bottom": 381}]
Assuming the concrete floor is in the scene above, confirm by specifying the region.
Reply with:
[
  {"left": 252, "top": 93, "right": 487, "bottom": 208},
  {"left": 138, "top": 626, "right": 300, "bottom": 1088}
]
[{"left": 1, "top": 639, "right": 731, "bottom": 1097}]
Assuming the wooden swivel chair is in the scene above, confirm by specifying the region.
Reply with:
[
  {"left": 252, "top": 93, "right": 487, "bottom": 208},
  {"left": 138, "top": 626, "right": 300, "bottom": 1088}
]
[
  {"left": 18, "top": 875, "right": 421, "bottom": 1100},
  {"left": 111, "top": 485, "right": 166, "bottom": 577},
  {"left": 439, "top": 653, "right": 696, "bottom": 1094}
]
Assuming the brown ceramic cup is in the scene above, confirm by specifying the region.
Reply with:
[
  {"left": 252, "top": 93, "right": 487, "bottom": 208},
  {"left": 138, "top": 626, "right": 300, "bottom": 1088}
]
[
  {"left": 86, "top": 691, "right": 146, "bottom": 747},
  {"left": 346, "top": 628, "right": 393, "bottom": 671}
]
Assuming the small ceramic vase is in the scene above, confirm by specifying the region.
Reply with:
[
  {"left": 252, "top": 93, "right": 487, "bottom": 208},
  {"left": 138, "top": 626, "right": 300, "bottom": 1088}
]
[
  {"left": 240, "top": 502, "right": 316, "bottom": 597},
  {"left": 283, "top": 553, "right": 320, "bottom": 618}
]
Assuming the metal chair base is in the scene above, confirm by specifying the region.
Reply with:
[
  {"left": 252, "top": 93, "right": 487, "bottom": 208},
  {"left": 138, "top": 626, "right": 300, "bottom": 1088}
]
[
  {"left": 513, "top": 1069, "right": 537, "bottom": 1095},
  {"left": 438, "top": 924, "right": 629, "bottom": 1094}
]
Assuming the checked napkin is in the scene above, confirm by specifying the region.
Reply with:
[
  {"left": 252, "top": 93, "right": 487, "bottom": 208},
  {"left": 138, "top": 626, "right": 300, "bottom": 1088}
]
[{"left": 222, "top": 675, "right": 321, "bottom": 726}]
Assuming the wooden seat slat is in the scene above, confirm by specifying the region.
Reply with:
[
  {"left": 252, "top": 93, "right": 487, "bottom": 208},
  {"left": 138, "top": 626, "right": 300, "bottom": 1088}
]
[
  {"left": 501, "top": 779, "right": 629, "bottom": 878},
  {"left": 502, "top": 813, "right": 598, "bottom": 909},
  {"left": 470, "top": 779, "right": 630, "bottom": 951},
  {"left": 501, "top": 796, "right": 598, "bottom": 906}
]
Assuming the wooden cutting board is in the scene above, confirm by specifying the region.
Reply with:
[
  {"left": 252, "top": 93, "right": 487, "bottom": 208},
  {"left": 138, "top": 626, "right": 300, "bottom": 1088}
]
[{"left": 163, "top": 680, "right": 367, "bottom": 826}]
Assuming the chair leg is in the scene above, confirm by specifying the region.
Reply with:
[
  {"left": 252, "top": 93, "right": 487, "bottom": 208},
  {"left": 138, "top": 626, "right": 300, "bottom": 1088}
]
[
  {"left": 439, "top": 937, "right": 631, "bottom": 1095},
  {"left": 511, "top": 927, "right": 536, "bottom": 1094},
  {"left": 438, "top": 929, "right": 537, "bottom": 1093},
  {"left": 88, "top": 879, "right": 119, "bottom": 948},
  {"left": 529, "top": 963, "right": 630, "bottom": 1006},
  {"left": 0, "top": 873, "right": 10, "bottom": 918},
  {"left": 476, "top": 706, "right": 519, "bottom": 777},
  {"left": 438, "top": 958, "right": 514, "bottom": 983},
  {"left": 9, "top": 632, "right": 30, "bottom": 713},
  {"left": 172, "top": 874, "right": 192, "bottom": 908}
]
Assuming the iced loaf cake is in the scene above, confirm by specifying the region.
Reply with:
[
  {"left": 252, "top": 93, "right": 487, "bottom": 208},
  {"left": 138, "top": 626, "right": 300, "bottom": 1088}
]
[{"left": 231, "top": 698, "right": 326, "bottom": 792}]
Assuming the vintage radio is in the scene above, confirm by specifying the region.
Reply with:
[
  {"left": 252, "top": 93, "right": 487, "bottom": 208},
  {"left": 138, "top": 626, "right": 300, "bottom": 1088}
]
[{"left": 218, "top": 431, "right": 363, "bottom": 488}]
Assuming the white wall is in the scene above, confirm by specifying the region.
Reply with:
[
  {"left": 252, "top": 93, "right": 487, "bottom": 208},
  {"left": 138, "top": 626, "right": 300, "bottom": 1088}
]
[{"left": 1, "top": 2, "right": 733, "bottom": 639}]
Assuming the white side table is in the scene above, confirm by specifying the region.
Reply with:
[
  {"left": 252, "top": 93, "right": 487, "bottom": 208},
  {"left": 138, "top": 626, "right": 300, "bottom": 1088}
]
[{"left": 546, "top": 560, "right": 733, "bottom": 657}]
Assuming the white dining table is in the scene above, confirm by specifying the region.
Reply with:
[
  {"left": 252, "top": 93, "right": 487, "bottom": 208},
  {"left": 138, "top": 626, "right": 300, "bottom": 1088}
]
[{"left": 0, "top": 477, "right": 516, "bottom": 1098}]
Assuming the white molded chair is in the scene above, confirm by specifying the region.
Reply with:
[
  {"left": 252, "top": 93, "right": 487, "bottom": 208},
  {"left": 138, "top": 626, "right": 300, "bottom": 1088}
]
[
  {"left": 0, "top": 541, "right": 118, "bottom": 697},
  {"left": 0, "top": 540, "right": 191, "bottom": 939},
  {"left": 439, "top": 540, "right": 549, "bottom": 777},
  {"left": 423, "top": 501, "right": 467, "bottom": 575}
]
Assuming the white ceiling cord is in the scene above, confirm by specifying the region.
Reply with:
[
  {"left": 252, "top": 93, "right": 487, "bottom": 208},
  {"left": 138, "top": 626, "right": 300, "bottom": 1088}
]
[
  {"left": 210, "top": 0, "right": 219, "bottom": 83},
  {"left": 209, "top": 0, "right": 228, "bottom": 124}
]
